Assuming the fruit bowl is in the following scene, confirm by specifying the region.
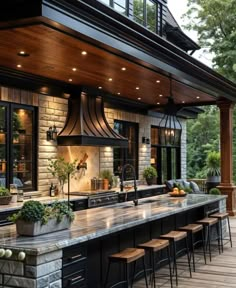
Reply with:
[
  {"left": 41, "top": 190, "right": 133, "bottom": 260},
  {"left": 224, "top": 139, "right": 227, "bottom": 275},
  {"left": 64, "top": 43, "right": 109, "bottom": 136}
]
[{"left": 168, "top": 192, "right": 187, "bottom": 197}]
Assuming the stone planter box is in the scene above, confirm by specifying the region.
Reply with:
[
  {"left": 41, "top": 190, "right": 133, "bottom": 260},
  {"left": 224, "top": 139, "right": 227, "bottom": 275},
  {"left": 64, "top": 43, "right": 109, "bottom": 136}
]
[{"left": 16, "top": 216, "right": 71, "bottom": 236}]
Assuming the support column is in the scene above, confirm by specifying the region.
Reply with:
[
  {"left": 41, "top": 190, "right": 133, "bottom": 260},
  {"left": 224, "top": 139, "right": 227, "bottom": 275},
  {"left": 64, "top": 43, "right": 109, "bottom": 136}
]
[{"left": 217, "top": 101, "right": 236, "bottom": 215}]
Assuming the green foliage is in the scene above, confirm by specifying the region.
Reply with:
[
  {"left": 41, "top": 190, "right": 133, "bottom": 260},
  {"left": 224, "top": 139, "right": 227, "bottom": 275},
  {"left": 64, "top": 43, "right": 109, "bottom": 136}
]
[
  {"left": 184, "top": 187, "right": 193, "bottom": 194},
  {"left": 143, "top": 166, "right": 157, "bottom": 179},
  {"left": 48, "top": 157, "right": 78, "bottom": 185},
  {"left": 100, "top": 169, "right": 113, "bottom": 181},
  {"left": 209, "top": 187, "right": 221, "bottom": 195},
  {"left": 186, "top": 106, "right": 220, "bottom": 178},
  {"left": 9, "top": 200, "right": 74, "bottom": 224},
  {"left": 184, "top": 0, "right": 236, "bottom": 83},
  {"left": 206, "top": 151, "right": 221, "bottom": 176},
  {"left": 0, "top": 186, "right": 10, "bottom": 196}
]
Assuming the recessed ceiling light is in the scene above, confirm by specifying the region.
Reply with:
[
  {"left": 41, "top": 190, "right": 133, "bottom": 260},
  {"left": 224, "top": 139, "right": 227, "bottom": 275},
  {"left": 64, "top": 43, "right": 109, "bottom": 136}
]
[
  {"left": 157, "top": 102, "right": 160, "bottom": 105},
  {"left": 98, "top": 86, "right": 102, "bottom": 89},
  {"left": 156, "top": 80, "right": 160, "bottom": 83},
  {"left": 196, "top": 96, "right": 200, "bottom": 99},
  {"left": 137, "top": 97, "right": 141, "bottom": 100},
  {"left": 136, "top": 87, "right": 140, "bottom": 90},
  {"left": 182, "top": 101, "right": 185, "bottom": 103},
  {"left": 117, "top": 92, "right": 120, "bottom": 95},
  {"left": 108, "top": 78, "right": 113, "bottom": 82},
  {"left": 121, "top": 67, "right": 126, "bottom": 71},
  {"left": 17, "top": 51, "right": 30, "bottom": 57},
  {"left": 81, "top": 51, "right": 87, "bottom": 55},
  {"left": 159, "top": 94, "right": 163, "bottom": 97},
  {"left": 72, "top": 68, "right": 77, "bottom": 71},
  {"left": 17, "top": 64, "right": 22, "bottom": 68},
  {"left": 68, "top": 78, "right": 73, "bottom": 82}
]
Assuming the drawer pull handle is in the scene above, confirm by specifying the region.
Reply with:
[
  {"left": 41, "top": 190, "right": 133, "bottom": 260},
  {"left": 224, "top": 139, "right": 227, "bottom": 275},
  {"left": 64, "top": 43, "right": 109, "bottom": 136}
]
[
  {"left": 70, "top": 254, "right": 82, "bottom": 260},
  {"left": 69, "top": 275, "right": 83, "bottom": 284}
]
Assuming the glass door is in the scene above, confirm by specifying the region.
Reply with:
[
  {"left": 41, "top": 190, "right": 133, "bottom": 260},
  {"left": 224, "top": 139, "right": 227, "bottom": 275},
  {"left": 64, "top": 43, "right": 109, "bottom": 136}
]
[
  {"left": 0, "top": 104, "right": 8, "bottom": 188},
  {"left": 11, "top": 104, "right": 36, "bottom": 191}
]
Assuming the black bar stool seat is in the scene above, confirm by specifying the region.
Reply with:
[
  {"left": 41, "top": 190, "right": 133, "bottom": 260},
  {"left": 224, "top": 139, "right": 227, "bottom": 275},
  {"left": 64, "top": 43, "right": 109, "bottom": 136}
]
[
  {"left": 105, "top": 248, "right": 149, "bottom": 287},
  {"left": 138, "top": 239, "right": 173, "bottom": 288},
  {"left": 179, "top": 223, "right": 207, "bottom": 271},
  {"left": 160, "top": 230, "right": 192, "bottom": 286},
  {"left": 209, "top": 212, "right": 233, "bottom": 252}
]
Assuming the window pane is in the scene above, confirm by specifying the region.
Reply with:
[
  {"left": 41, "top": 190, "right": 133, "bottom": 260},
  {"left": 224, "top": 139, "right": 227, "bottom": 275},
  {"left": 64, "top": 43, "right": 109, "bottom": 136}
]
[
  {"left": 171, "top": 148, "right": 176, "bottom": 179},
  {"left": 147, "top": 0, "right": 156, "bottom": 32},
  {"left": 151, "top": 126, "right": 159, "bottom": 145},
  {"left": 134, "top": 0, "right": 144, "bottom": 25},
  {"left": 114, "top": 0, "right": 126, "bottom": 6},
  {"left": 99, "top": 0, "right": 110, "bottom": 5},
  {"left": 161, "top": 148, "right": 167, "bottom": 183}
]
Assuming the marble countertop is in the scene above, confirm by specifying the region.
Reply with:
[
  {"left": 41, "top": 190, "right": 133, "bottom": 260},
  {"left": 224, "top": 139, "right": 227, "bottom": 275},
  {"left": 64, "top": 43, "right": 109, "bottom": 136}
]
[{"left": 0, "top": 194, "right": 226, "bottom": 255}]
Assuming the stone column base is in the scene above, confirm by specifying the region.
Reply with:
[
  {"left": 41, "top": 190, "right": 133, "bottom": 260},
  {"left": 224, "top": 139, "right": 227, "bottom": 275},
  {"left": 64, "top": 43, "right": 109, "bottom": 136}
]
[{"left": 217, "top": 185, "right": 236, "bottom": 216}]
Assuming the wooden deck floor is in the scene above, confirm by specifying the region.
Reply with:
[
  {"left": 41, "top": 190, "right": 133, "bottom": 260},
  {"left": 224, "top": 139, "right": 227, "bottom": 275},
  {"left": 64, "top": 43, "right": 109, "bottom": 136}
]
[{"left": 136, "top": 216, "right": 236, "bottom": 288}]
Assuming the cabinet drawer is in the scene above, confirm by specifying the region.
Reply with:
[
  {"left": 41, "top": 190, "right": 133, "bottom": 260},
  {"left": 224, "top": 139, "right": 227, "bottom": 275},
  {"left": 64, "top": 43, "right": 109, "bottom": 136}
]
[
  {"left": 63, "top": 244, "right": 87, "bottom": 266},
  {"left": 72, "top": 199, "right": 87, "bottom": 211},
  {"left": 63, "top": 267, "right": 86, "bottom": 288}
]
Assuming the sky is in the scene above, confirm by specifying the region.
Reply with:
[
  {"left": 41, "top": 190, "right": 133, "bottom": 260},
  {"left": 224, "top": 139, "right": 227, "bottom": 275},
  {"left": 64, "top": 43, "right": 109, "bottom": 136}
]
[{"left": 167, "top": 0, "right": 212, "bottom": 67}]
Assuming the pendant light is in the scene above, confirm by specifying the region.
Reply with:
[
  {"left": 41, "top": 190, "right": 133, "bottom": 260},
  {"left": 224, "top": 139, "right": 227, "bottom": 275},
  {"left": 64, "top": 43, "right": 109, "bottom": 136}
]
[{"left": 159, "top": 78, "right": 182, "bottom": 146}]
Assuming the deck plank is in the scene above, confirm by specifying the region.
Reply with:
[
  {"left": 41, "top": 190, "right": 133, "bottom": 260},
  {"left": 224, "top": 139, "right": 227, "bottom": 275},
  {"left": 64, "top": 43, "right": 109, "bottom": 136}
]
[{"left": 136, "top": 216, "right": 236, "bottom": 287}]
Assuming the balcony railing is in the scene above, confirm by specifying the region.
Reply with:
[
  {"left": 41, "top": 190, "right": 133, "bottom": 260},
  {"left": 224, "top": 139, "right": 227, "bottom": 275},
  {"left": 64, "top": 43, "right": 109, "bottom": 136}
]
[{"left": 97, "top": 0, "right": 167, "bottom": 37}]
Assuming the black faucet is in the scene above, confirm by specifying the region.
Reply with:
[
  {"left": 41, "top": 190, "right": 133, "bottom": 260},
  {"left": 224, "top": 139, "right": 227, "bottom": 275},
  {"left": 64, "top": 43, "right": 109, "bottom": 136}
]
[{"left": 120, "top": 164, "right": 138, "bottom": 206}]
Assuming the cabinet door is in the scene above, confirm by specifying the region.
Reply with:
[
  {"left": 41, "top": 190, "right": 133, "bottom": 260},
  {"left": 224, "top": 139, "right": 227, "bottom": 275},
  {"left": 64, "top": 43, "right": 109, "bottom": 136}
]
[{"left": 11, "top": 105, "right": 37, "bottom": 191}]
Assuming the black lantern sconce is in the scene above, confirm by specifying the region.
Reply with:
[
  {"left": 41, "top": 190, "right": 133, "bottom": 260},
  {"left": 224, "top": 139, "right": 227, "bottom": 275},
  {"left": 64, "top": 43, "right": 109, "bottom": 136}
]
[
  {"left": 159, "top": 78, "right": 182, "bottom": 146},
  {"left": 142, "top": 136, "right": 150, "bottom": 145},
  {"left": 46, "top": 125, "right": 58, "bottom": 141}
]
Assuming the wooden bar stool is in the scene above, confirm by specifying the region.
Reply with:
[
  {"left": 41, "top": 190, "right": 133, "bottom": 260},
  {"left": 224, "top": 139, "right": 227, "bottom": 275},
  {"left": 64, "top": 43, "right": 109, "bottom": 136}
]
[
  {"left": 196, "top": 217, "right": 221, "bottom": 261},
  {"left": 209, "top": 212, "right": 233, "bottom": 252},
  {"left": 104, "top": 247, "right": 149, "bottom": 288},
  {"left": 179, "top": 223, "right": 207, "bottom": 271},
  {"left": 138, "top": 239, "right": 173, "bottom": 288},
  {"left": 160, "top": 231, "right": 192, "bottom": 286}
]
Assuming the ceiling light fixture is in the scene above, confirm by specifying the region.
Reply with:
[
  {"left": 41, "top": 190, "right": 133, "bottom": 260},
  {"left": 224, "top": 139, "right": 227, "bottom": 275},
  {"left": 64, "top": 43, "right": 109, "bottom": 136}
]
[
  {"left": 196, "top": 96, "right": 200, "bottom": 99},
  {"left": 156, "top": 80, "right": 160, "bottom": 83},
  {"left": 136, "top": 87, "right": 140, "bottom": 90},
  {"left": 68, "top": 79, "right": 72, "bottom": 82},
  {"left": 159, "top": 77, "right": 182, "bottom": 146},
  {"left": 108, "top": 78, "right": 113, "bottom": 82},
  {"left": 159, "top": 94, "right": 163, "bottom": 97},
  {"left": 117, "top": 92, "right": 120, "bottom": 95},
  {"left": 17, "top": 51, "right": 30, "bottom": 57},
  {"left": 138, "top": 97, "right": 141, "bottom": 100},
  {"left": 17, "top": 64, "right": 22, "bottom": 68},
  {"left": 121, "top": 67, "right": 126, "bottom": 71},
  {"left": 98, "top": 86, "right": 102, "bottom": 89},
  {"left": 72, "top": 68, "right": 77, "bottom": 71},
  {"left": 81, "top": 51, "right": 87, "bottom": 55}
]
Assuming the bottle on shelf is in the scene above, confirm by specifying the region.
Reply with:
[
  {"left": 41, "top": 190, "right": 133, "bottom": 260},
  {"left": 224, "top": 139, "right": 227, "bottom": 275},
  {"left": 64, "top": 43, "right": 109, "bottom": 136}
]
[
  {"left": 49, "top": 183, "right": 55, "bottom": 197},
  {"left": 13, "top": 159, "right": 18, "bottom": 172}
]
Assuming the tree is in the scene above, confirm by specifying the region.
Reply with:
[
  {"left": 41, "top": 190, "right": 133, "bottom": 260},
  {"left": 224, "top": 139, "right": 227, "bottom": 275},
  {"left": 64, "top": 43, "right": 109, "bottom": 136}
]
[
  {"left": 184, "top": 0, "right": 236, "bottom": 82},
  {"left": 184, "top": 0, "right": 236, "bottom": 182},
  {"left": 187, "top": 106, "right": 220, "bottom": 178}
]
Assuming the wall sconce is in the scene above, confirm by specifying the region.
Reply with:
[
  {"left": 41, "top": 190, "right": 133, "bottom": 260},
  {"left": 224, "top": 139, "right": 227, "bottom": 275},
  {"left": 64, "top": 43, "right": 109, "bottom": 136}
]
[
  {"left": 46, "top": 125, "right": 58, "bottom": 141},
  {"left": 150, "top": 158, "right": 155, "bottom": 164},
  {"left": 142, "top": 136, "right": 150, "bottom": 145}
]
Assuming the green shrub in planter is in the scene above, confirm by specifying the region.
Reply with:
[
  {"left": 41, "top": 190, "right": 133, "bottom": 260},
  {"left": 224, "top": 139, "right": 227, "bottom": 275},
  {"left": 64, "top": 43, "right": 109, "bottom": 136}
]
[
  {"left": 209, "top": 188, "right": 221, "bottom": 195},
  {"left": 143, "top": 166, "right": 157, "bottom": 185},
  {"left": 0, "top": 186, "right": 10, "bottom": 196}
]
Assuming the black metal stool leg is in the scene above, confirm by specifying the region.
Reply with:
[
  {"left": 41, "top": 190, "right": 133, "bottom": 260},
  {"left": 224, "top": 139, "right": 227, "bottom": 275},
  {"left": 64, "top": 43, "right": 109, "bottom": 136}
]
[
  {"left": 201, "top": 229, "right": 207, "bottom": 264},
  {"left": 131, "top": 260, "right": 136, "bottom": 288},
  {"left": 104, "top": 260, "right": 111, "bottom": 288},
  {"left": 190, "top": 232, "right": 196, "bottom": 272},
  {"left": 125, "top": 263, "right": 129, "bottom": 288},
  {"left": 208, "top": 226, "right": 212, "bottom": 262},
  {"left": 172, "top": 241, "right": 178, "bottom": 286},
  {"left": 142, "top": 257, "right": 149, "bottom": 288},
  {"left": 216, "top": 222, "right": 221, "bottom": 255},
  {"left": 185, "top": 237, "right": 192, "bottom": 278},
  {"left": 167, "top": 246, "right": 173, "bottom": 288},
  {"left": 227, "top": 216, "right": 233, "bottom": 248},
  {"left": 151, "top": 251, "right": 156, "bottom": 288}
]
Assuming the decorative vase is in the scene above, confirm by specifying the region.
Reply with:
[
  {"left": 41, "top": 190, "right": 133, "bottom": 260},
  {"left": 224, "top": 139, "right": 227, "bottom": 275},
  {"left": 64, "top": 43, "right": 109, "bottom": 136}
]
[
  {"left": 146, "top": 177, "right": 153, "bottom": 186},
  {"left": 58, "top": 179, "right": 65, "bottom": 198},
  {"left": 103, "top": 178, "right": 109, "bottom": 190}
]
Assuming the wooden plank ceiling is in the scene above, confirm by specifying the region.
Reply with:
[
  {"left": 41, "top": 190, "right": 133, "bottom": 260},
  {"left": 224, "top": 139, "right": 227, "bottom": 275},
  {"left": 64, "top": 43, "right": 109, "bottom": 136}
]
[{"left": 0, "top": 24, "right": 216, "bottom": 108}]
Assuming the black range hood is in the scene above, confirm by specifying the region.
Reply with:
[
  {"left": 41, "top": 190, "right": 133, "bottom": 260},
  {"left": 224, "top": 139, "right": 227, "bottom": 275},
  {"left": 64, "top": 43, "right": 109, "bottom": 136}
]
[{"left": 57, "top": 91, "right": 128, "bottom": 147}]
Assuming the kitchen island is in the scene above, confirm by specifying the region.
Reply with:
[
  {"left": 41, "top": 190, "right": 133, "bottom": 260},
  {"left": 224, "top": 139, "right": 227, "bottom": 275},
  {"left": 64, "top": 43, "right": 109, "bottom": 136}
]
[{"left": 0, "top": 194, "right": 226, "bottom": 288}]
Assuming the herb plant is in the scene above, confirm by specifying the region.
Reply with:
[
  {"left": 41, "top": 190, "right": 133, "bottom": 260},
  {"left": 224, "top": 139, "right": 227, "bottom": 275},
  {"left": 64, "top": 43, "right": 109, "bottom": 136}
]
[
  {"left": 0, "top": 186, "right": 10, "bottom": 196},
  {"left": 9, "top": 200, "right": 74, "bottom": 224},
  {"left": 143, "top": 166, "right": 157, "bottom": 179}
]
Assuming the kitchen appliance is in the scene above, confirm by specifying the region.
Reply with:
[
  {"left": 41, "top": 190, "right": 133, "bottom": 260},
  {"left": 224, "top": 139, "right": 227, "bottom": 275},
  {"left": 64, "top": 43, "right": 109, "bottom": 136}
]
[{"left": 69, "top": 190, "right": 119, "bottom": 208}]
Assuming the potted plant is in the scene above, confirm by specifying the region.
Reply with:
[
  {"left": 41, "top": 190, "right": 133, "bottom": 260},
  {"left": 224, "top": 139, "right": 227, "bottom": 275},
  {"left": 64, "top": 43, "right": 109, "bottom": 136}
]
[
  {"left": 143, "top": 166, "right": 157, "bottom": 185},
  {"left": 205, "top": 151, "right": 221, "bottom": 192},
  {"left": 100, "top": 169, "right": 113, "bottom": 190},
  {"left": 0, "top": 186, "right": 12, "bottom": 205},
  {"left": 48, "top": 157, "right": 78, "bottom": 196},
  {"left": 9, "top": 200, "right": 74, "bottom": 236}
]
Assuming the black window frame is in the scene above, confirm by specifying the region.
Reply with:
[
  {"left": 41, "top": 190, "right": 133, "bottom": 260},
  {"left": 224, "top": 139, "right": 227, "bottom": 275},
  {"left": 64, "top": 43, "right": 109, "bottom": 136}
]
[{"left": 113, "top": 120, "right": 139, "bottom": 181}]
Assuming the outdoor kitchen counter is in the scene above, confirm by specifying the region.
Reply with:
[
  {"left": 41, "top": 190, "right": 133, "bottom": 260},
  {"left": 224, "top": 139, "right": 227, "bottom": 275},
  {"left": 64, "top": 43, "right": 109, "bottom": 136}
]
[{"left": 0, "top": 194, "right": 226, "bottom": 255}]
